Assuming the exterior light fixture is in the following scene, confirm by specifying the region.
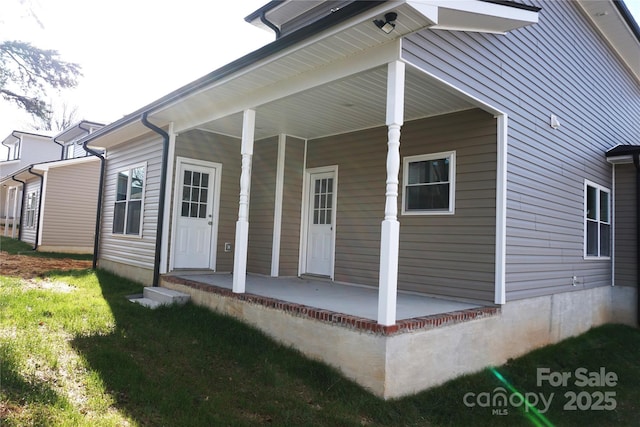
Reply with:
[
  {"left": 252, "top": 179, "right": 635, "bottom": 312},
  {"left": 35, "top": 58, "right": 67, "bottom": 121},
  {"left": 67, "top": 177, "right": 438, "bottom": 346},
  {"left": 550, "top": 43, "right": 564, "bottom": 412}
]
[{"left": 374, "top": 12, "right": 397, "bottom": 34}]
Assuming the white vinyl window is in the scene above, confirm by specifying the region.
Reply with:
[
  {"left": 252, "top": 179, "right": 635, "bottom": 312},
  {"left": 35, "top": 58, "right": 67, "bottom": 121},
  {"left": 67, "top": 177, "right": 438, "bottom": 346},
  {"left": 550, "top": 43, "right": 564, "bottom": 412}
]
[
  {"left": 25, "top": 191, "right": 38, "bottom": 228},
  {"left": 113, "top": 163, "right": 146, "bottom": 236},
  {"left": 402, "top": 151, "right": 456, "bottom": 215},
  {"left": 584, "top": 180, "right": 611, "bottom": 259}
]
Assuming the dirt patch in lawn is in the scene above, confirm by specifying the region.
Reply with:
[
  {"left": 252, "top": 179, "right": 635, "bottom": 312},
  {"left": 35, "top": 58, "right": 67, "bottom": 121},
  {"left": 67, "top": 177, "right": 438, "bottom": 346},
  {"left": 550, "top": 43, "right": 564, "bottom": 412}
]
[{"left": 0, "top": 251, "right": 92, "bottom": 279}]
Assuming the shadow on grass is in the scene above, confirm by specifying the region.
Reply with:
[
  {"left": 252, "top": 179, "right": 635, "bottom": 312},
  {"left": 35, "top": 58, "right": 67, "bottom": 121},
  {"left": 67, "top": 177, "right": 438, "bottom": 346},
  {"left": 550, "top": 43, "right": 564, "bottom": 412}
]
[
  {"left": 68, "top": 269, "right": 640, "bottom": 426},
  {"left": 0, "top": 344, "right": 76, "bottom": 426},
  {"left": 70, "top": 270, "right": 388, "bottom": 426}
]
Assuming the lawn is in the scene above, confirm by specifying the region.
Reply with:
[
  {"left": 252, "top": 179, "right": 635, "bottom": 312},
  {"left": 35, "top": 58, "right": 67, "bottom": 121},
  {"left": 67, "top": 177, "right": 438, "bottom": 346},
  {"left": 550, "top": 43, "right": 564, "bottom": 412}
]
[{"left": 1, "top": 241, "right": 639, "bottom": 425}]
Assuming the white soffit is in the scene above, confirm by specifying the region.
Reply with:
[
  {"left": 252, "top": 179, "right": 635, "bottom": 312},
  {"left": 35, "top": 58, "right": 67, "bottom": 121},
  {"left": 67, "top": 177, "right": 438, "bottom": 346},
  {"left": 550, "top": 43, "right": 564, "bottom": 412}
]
[{"left": 576, "top": 0, "right": 640, "bottom": 82}]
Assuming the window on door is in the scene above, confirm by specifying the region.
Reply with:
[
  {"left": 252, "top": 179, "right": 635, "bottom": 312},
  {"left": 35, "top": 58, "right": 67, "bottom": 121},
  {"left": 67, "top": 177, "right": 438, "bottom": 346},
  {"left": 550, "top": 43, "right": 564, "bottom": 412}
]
[
  {"left": 584, "top": 180, "right": 611, "bottom": 259},
  {"left": 113, "top": 163, "right": 146, "bottom": 236},
  {"left": 181, "top": 170, "right": 209, "bottom": 218},
  {"left": 312, "top": 177, "right": 333, "bottom": 225}
]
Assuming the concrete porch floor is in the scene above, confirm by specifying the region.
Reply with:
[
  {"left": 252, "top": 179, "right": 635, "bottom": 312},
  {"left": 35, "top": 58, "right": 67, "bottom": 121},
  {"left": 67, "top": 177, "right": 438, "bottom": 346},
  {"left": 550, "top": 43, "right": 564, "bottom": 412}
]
[{"left": 165, "top": 272, "right": 480, "bottom": 321}]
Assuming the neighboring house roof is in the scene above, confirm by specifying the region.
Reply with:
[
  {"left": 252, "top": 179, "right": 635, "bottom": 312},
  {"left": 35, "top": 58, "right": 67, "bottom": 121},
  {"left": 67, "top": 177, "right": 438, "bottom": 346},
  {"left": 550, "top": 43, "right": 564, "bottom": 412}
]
[
  {"left": 0, "top": 155, "right": 99, "bottom": 184},
  {"left": 53, "top": 120, "right": 105, "bottom": 143},
  {"left": 1, "top": 130, "right": 50, "bottom": 147}
]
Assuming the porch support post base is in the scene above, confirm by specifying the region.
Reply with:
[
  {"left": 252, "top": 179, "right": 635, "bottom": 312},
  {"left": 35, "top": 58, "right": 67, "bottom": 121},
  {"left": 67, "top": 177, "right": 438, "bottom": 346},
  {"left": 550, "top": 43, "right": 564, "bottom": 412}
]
[
  {"left": 232, "top": 220, "right": 249, "bottom": 293},
  {"left": 378, "top": 219, "right": 399, "bottom": 325}
]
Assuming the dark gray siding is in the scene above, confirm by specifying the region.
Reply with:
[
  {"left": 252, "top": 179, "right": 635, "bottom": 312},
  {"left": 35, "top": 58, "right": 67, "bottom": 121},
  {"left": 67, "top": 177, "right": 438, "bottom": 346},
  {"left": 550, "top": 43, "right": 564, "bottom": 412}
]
[
  {"left": 279, "top": 136, "right": 305, "bottom": 276},
  {"left": 248, "top": 137, "right": 278, "bottom": 275},
  {"left": 402, "top": 0, "right": 640, "bottom": 300},
  {"left": 614, "top": 164, "right": 637, "bottom": 287},
  {"left": 175, "top": 130, "right": 240, "bottom": 272},
  {"left": 308, "top": 109, "right": 497, "bottom": 301}
]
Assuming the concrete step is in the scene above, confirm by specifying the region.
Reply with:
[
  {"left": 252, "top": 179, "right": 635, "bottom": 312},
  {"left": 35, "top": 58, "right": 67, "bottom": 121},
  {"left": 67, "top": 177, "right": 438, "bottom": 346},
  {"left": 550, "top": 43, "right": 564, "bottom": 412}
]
[{"left": 128, "top": 287, "right": 190, "bottom": 309}]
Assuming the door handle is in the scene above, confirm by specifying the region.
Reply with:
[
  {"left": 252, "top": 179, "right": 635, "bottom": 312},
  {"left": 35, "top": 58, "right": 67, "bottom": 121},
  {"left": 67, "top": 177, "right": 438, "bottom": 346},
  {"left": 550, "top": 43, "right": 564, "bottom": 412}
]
[{"left": 208, "top": 221, "right": 213, "bottom": 225}]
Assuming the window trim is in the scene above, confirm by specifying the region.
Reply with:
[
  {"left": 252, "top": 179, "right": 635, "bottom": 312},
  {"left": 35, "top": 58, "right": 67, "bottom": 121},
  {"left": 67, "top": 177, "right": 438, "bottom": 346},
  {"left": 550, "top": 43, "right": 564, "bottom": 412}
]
[
  {"left": 401, "top": 151, "right": 456, "bottom": 216},
  {"left": 25, "top": 191, "right": 38, "bottom": 229},
  {"left": 112, "top": 162, "right": 147, "bottom": 238},
  {"left": 584, "top": 179, "right": 611, "bottom": 260}
]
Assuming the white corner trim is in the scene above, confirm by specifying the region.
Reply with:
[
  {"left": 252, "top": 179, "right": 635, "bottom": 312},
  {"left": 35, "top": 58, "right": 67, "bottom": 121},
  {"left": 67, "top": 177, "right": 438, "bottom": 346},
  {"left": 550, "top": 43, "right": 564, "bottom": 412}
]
[
  {"left": 494, "top": 114, "right": 508, "bottom": 305},
  {"left": 271, "top": 134, "right": 286, "bottom": 277},
  {"left": 298, "top": 139, "right": 309, "bottom": 277}
]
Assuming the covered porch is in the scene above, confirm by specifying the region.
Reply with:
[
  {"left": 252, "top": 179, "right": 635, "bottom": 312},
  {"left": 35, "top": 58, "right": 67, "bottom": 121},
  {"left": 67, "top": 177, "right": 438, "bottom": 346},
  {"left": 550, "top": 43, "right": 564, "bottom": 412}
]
[{"left": 161, "top": 272, "right": 492, "bottom": 328}]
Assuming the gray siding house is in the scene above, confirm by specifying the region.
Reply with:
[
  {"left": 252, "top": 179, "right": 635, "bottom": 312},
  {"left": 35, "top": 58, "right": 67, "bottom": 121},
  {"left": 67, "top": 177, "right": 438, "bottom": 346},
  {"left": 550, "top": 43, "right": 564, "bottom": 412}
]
[{"left": 81, "top": 0, "right": 639, "bottom": 398}]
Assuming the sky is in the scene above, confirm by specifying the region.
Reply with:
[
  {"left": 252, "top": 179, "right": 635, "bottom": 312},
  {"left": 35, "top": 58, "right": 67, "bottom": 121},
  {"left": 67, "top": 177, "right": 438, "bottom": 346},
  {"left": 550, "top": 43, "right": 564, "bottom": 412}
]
[
  {"left": 0, "top": 0, "right": 273, "bottom": 138},
  {"left": 1, "top": 0, "right": 639, "bottom": 145}
]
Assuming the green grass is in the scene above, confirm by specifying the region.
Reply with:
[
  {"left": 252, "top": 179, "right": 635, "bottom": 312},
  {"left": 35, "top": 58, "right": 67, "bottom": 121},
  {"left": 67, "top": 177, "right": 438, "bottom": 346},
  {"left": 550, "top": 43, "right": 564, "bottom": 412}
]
[
  {"left": 1, "top": 264, "right": 639, "bottom": 426},
  {"left": 0, "top": 235, "right": 93, "bottom": 260}
]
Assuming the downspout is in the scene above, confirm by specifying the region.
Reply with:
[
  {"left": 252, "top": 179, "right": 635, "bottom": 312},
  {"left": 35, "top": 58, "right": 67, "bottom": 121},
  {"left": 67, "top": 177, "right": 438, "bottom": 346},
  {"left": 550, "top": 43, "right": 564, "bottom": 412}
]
[
  {"left": 1, "top": 138, "right": 13, "bottom": 161},
  {"left": 633, "top": 153, "right": 640, "bottom": 326},
  {"left": 260, "top": 10, "right": 281, "bottom": 39},
  {"left": 82, "top": 139, "right": 105, "bottom": 270},
  {"left": 10, "top": 175, "right": 27, "bottom": 240},
  {"left": 27, "top": 166, "right": 44, "bottom": 251},
  {"left": 52, "top": 136, "right": 65, "bottom": 160},
  {"left": 141, "top": 113, "right": 169, "bottom": 287}
]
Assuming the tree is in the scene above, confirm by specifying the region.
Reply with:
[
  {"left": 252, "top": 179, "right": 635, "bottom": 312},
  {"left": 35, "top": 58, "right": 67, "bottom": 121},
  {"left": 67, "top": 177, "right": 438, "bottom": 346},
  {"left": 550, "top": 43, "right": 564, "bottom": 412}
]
[
  {"left": 0, "top": 40, "right": 81, "bottom": 121},
  {"left": 30, "top": 102, "right": 80, "bottom": 132}
]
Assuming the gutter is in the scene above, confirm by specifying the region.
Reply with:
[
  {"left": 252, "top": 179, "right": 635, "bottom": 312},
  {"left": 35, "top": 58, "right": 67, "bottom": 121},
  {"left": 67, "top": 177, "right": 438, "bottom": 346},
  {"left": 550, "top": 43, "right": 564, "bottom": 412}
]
[
  {"left": 26, "top": 166, "right": 44, "bottom": 251},
  {"left": 82, "top": 135, "right": 106, "bottom": 270},
  {"left": 260, "top": 10, "right": 281, "bottom": 38},
  {"left": 141, "top": 113, "right": 169, "bottom": 287},
  {"left": 10, "top": 175, "right": 27, "bottom": 240}
]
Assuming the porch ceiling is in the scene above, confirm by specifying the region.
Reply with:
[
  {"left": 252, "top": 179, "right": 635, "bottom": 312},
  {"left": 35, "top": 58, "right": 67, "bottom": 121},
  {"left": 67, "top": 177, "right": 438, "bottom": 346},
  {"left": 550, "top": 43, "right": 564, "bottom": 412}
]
[{"left": 191, "top": 65, "right": 474, "bottom": 141}]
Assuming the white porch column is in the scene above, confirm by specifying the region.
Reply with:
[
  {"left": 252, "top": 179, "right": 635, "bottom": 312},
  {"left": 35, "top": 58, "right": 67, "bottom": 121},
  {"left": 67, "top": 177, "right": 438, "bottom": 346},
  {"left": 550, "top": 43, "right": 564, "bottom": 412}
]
[
  {"left": 11, "top": 187, "right": 20, "bottom": 239},
  {"left": 3, "top": 187, "right": 11, "bottom": 236},
  {"left": 233, "top": 109, "right": 256, "bottom": 293},
  {"left": 377, "top": 61, "right": 405, "bottom": 326}
]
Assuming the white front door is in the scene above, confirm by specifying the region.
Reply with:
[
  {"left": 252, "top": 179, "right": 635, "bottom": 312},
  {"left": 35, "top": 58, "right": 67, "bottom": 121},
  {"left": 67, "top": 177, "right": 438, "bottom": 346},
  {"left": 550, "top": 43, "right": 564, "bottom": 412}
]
[
  {"left": 305, "top": 171, "right": 336, "bottom": 277},
  {"left": 174, "top": 161, "right": 218, "bottom": 269}
]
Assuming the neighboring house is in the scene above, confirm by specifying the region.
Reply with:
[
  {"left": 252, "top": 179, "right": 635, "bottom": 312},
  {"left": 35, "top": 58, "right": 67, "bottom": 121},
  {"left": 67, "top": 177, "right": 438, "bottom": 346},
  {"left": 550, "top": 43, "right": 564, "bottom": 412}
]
[
  {"left": 0, "top": 121, "right": 104, "bottom": 252},
  {"left": 0, "top": 131, "right": 56, "bottom": 236},
  {"left": 80, "top": 0, "right": 639, "bottom": 398}
]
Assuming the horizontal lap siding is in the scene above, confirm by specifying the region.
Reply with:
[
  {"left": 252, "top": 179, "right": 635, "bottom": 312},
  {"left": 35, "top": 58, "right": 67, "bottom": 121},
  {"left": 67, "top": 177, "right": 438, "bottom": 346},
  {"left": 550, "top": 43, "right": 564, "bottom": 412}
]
[
  {"left": 402, "top": 0, "right": 640, "bottom": 301},
  {"left": 100, "top": 134, "right": 162, "bottom": 275},
  {"left": 40, "top": 160, "right": 100, "bottom": 250},
  {"left": 614, "top": 165, "right": 637, "bottom": 287},
  {"left": 308, "top": 110, "right": 497, "bottom": 301},
  {"left": 248, "top": 137, "right": 277, "bottom": 275},
  {"left": 308, "top": 125, "right": 385, "bottom": 286},
  {"left": 279, "top": 137, "right": 305, "bottom": 276},
  {"left": 399, "top": 110, "right": 496, "bottom": 301},
  {"left": 175, "top": 130, "right": 240, "bottom": 272}
]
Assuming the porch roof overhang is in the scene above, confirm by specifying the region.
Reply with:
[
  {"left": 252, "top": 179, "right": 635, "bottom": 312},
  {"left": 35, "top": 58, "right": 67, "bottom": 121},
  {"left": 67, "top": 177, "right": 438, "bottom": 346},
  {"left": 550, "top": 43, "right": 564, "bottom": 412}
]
[
  {"left": 606, "top": 144, "right": 640, "bottom": 164},
  {"left": 83, "top": 0, "right": 539, "bottom": 149}
]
